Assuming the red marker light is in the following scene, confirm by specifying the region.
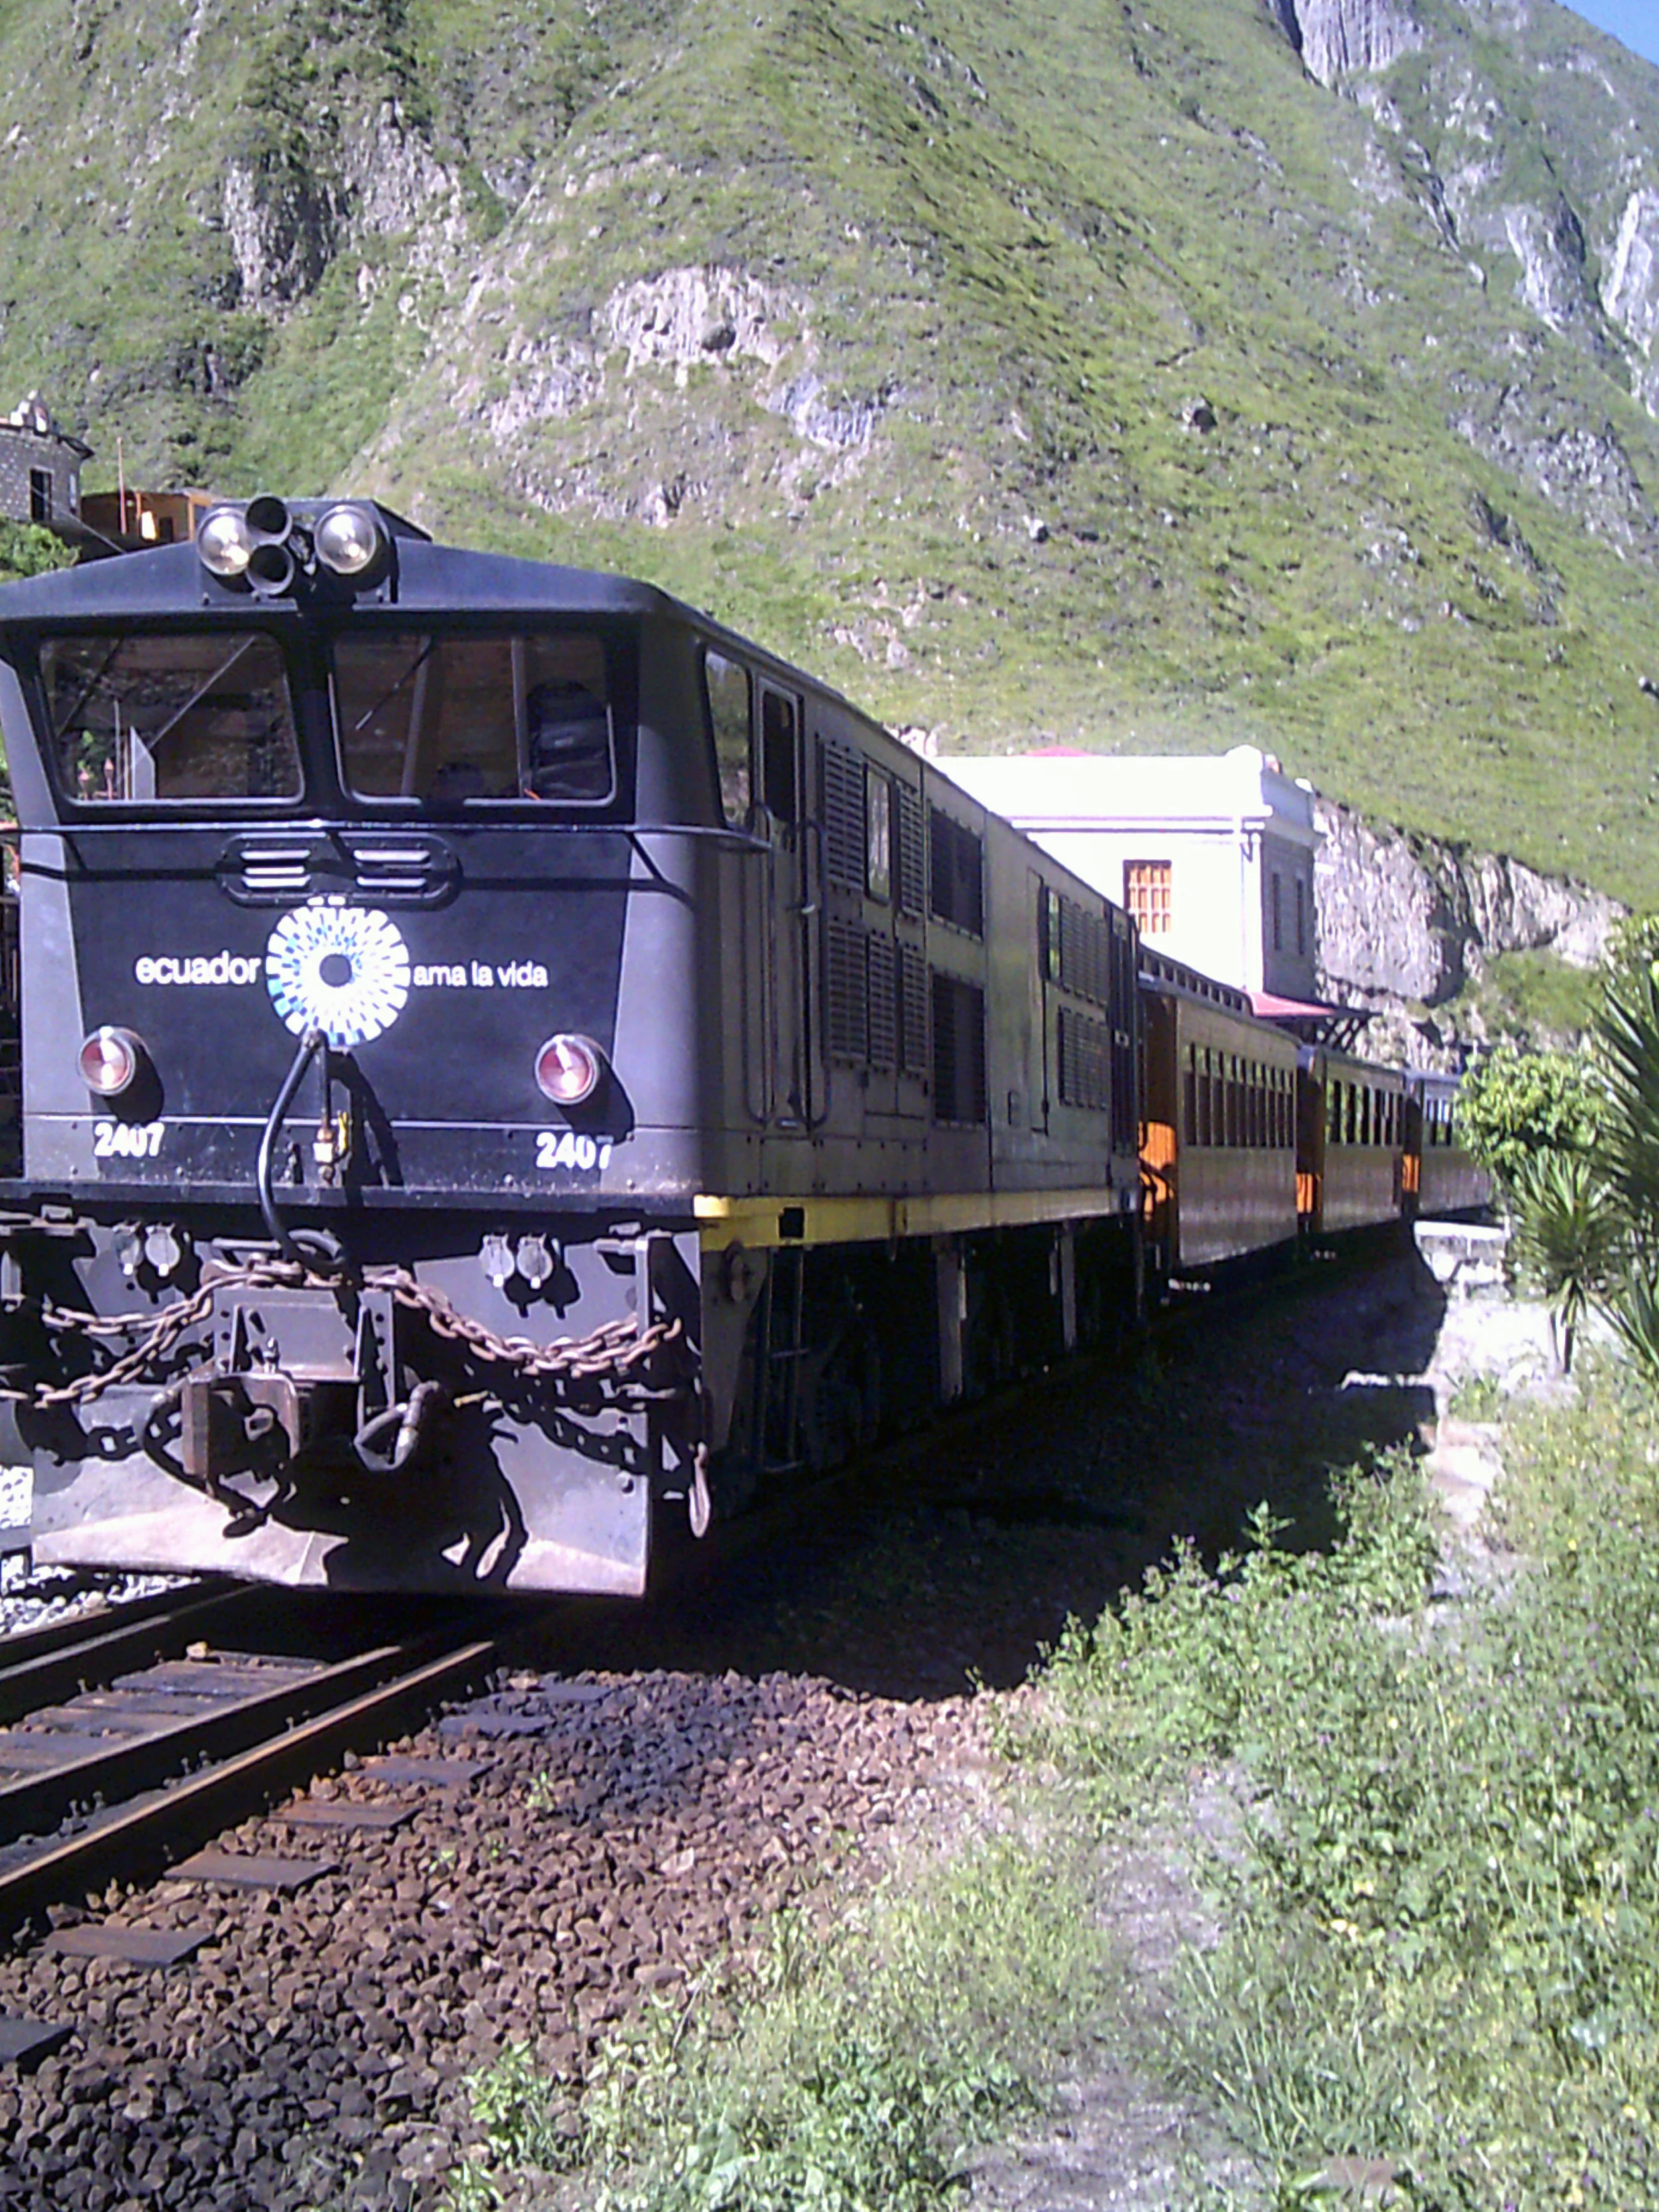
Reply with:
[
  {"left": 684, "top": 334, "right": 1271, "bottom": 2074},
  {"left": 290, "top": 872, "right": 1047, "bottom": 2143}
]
[
  {"left": 79, "top": 1026, "right": 143, "bottom": 1096},
  {"left": 534, "top": 1033, "right": 603, "bottom": 1106}
]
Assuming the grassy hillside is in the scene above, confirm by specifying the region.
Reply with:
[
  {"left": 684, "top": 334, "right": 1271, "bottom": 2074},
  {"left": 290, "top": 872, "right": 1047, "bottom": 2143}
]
[{"left": 1, "top": 0, "right": 1657, "bottom": 904}]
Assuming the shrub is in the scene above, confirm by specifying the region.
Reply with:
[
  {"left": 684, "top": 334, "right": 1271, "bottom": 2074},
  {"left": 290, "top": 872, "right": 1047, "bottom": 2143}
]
[
  {"left": 1457, "top": 1039, "right": 1603, "bottom": 1195},
  {"left": 0, "top": 521, "right": 74, "bottom": 583}
]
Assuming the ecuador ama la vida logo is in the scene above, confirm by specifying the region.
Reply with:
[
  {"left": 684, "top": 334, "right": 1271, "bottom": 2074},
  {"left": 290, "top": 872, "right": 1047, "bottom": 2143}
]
[{"left": 265, "top": 903, "right": 411, "bottom": 1049}]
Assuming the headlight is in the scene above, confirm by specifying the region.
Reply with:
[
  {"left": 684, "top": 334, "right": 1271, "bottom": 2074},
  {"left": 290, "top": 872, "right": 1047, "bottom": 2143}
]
[
  {"left": 79, "top": 1026, "right": 145, "bottom": 1097},
  {"left": 315, "top": 502, "right": 387, "bottom": 579},
  {"left": 534, "top": 1034, "right": 604, "bottom": 1106},
  {"left": 197, "top": 506, "right": 255, "bottom": 580}
]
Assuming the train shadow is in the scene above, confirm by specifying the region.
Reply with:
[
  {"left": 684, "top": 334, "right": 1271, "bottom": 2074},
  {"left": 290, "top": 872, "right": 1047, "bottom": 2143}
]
[{"left": 571, "top": 1240, "right": 1451, "bottom": 1704}]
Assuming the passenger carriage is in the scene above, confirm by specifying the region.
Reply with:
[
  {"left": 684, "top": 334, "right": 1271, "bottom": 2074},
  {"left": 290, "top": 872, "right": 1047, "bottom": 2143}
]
[
  {"left": 1297, "top": 1045, "right": 1409, "bottom": 1238},
  {"left": 1137, "top": 949, "right": 1299, "bottom": 1279},
  {"left": 1405, "top": 1069, "right": 1488, "bottom": 1220}
]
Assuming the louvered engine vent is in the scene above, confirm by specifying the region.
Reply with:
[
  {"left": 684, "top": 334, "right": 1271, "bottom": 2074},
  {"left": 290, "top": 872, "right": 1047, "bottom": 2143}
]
[{"left": 216, "top": 834, "right": 460, "bottom": 906}]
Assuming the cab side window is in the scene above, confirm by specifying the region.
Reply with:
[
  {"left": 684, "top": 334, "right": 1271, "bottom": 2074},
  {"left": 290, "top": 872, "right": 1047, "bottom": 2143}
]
[
  {"left": 760, "top": 690, "right": 799, "bottom": 820},
  {"left": 703, "top": 650, "right": 752, "bottom": 825}
]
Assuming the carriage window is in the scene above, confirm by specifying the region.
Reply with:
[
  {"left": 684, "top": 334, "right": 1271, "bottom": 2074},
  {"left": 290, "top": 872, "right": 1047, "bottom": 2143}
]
[
  {"left": 335, "top": 631, "right": 614, "bottom": 804},
  {"left": 40, "top": 630, "right": 301, "bottom": 803},
  {"left": 704, "top": 649, "right": 751, "bottom": 824}
]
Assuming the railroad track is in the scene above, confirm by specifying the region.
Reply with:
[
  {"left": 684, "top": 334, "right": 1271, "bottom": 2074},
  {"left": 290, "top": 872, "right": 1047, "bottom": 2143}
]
[{"left": 0, "top": 1581, "right": 510, "bottom": 1940}]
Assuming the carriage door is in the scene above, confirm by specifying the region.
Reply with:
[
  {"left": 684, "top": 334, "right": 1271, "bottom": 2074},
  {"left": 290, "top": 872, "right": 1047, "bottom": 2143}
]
[{"left": 757, "top": 683, "right": 816, "bottom": 1129}]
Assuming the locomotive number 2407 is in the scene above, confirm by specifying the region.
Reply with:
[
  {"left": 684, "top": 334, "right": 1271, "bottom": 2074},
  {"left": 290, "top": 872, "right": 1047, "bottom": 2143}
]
[
  {"left": 536, "top": 1130, "right": 613, "bottom": 1173},
  {"left": 93, "top": 1121, "right": 166, "bottom": 1159}
]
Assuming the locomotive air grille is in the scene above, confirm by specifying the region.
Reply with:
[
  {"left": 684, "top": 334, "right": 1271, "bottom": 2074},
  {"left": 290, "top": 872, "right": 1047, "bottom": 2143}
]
[
  {"left": 217, "top": 834, "right": 460, "bottom": 906},
  {"left": 928, "top": 810, "right": 984, "bottom": 938},
  {"left": 825, "top": 917, "right": 869, "bottom": 1063},
  {"left": 895, "top": 782, "right": 926, "bottom": 918},
  {"left": 867, "top": 932, "right": 897, "bottom": 1070},
  {"left": 1054, "top": 895, "right": 1110, "bottom": 1007},
  {"left": 819, "top": 740, "right": 867, "bottom": 893},
  {"left": 931, "top": 972, "right": 987, "bottom": 1126},
  {"left": 1058, "top": 1007, "right": 1110, "bottom": 1113},
  {"left": 1060, "top": 900, "right": 1082, "bottom": 996},
  {"left": 897, "top": 944, "right": 929, "bottom": 1076}
]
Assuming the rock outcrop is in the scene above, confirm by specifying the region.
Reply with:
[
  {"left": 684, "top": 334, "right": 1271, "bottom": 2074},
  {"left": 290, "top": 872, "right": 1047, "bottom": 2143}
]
[
  {"left": 1605, "top": 188, "right": 1659, "bottom": 417},
  {"left": 1271, "top": 0, "right": 1424, "bottom": 87},
  {"left": 1315, "top": 799, "right": 1624, "bottom": 1059}
]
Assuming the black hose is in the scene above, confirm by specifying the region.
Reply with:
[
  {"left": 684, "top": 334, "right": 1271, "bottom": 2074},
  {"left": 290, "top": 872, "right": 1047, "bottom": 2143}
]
[{"left": 255, "top": 1026, "right": 346, "bottom": 1276}]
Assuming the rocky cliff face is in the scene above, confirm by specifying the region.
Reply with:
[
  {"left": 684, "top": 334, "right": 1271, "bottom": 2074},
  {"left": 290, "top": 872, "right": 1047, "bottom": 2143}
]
[
  {"left": 1607, "top": 188, "right": 1659, "bottom": 416},
  {"left": 1271, "top": 0, "right": 1659, "bottom": 424},
  {"left": 1315, "top": 799, "right": 1623, "bottom": 1061},
  {"left": 1272, "top": 0, "right": 1424, "bottom": 88}
]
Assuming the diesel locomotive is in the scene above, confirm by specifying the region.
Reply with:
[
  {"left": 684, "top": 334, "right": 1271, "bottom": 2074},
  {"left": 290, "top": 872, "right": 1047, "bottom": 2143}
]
[{"left": 0, "top": 498, "right": 1163, "bottom": 1594}]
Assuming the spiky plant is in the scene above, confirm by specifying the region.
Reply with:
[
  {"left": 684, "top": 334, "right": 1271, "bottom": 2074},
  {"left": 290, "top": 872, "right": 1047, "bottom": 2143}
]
[
  {"left": 1587, "top": 957, "right": 1659, "bottom": 1380},
  {"left": 1506, "top": 1148, "right": 1625, "bottom": 1375},
  {"left": 1596, "top": 958, "right": 1659, "bottom": 1250}
]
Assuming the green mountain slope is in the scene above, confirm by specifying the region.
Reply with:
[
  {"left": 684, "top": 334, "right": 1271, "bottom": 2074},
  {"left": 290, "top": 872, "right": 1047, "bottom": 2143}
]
[{"left": 1, "top": 0, "right": 1657, "bottom": 904}]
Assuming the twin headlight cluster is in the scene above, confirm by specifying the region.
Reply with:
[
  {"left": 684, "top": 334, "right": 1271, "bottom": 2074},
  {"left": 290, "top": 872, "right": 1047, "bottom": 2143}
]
[
  {"left": 197, "top": 497, "right": 390, "bottom": 598},
  {"left": 78, "top": 1024, "right": 605, "bottom": 1108}
]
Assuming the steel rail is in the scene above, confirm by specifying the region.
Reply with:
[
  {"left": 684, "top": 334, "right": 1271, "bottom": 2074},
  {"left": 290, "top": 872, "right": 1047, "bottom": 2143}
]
[
  {"left": 0, "top": 1584, "right": 260, "bottom": 1726},
  {"left": 0, "top": 1624, "right": 501, "bottom": 1934},
  {"left": 0, "top": 1626, "right": 484, "bottom": 1844},
  {"left": 0, "top": 1578, "right": 236, "bottom": 1671}
]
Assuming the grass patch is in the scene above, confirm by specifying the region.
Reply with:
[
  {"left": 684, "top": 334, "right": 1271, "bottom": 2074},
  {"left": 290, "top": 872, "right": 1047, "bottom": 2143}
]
[
  {"left": 1013, "top": 1390, "right": 1659, "bottom": 2207},
  {"left": 444, "top": 1826, "right": 1111, "bottom": 2210},
  {"left": 1444, "top": 947, "right": 1602, "bottom": 1047}
]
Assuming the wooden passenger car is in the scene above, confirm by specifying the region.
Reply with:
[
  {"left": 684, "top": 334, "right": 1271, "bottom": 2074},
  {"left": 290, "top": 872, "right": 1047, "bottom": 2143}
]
[
  {"left": 1406, "top": 1070, "right": 1490, "bottom": 1219},
  {"left": 1297, "top": 1045, "right": 1408, "bottom": 1236},
  {"left": 1138, "top": 950, "right": 1299, "bottom": 1277}
]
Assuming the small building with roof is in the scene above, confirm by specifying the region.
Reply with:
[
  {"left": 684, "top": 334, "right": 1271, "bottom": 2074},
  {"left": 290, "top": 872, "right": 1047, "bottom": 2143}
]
[
  {"left": 0, "top": 393, "right": 90, "bottom": 531},
  {"left": 78, "top": 487, "right": 218, "bottom": 550}
]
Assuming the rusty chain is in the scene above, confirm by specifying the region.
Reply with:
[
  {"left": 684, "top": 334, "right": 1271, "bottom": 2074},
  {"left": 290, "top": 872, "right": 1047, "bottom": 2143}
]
[{"left": 1, "top": 1254, "right": 691, "bottom": 1414}]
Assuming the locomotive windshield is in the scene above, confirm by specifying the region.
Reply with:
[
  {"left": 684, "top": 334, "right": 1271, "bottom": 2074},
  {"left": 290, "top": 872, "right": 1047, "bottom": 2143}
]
[
  {"left": 39, "top": 631, "right": 301, "bottom": 804},
  {"left": 334, "top": 630, "right": 615, "bottom": 805}
]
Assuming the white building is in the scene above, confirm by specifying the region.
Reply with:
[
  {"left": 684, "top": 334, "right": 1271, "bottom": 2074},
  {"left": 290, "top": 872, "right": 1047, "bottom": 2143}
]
[{"left": 941, "top": 745, "right": 1321, "bottom": 1005}]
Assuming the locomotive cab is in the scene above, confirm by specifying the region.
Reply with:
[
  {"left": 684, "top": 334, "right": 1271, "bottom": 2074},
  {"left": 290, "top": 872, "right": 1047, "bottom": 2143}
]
[{"left": 0, "top": 503, "right": 727, "bottom": 1593}]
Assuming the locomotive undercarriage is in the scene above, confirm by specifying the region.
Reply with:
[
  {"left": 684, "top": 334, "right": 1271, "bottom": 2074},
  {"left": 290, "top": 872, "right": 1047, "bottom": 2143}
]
[
  {"left": 701, "top": 1215, "right": 1141, "bottom": 1519},
  {"left": 0, "top": 1205, "right": 703, "bottom": 1595},
  {"left": 0, "top": 1197, "right": 1137, "bottom": 1596}
]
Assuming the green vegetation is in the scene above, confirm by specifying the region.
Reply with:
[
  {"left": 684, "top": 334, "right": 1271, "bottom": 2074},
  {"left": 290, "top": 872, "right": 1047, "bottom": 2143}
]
[
  {"left": 1019, "top": 1384, "right": 1659, "bottom": 2208},
  {"left": 1506, "top": 1146, "right": 1623, "bottom": 1370},
  {"left": 1443, "top": 947, "right": 1601, "bottom": 1049},
  {"left": 1459, "top": 1035, "right": 1605, "bottom": 1194},
  {"left": 443, "top": 1835, "right": 1106, "bottom": 2209},
  {"left": 1, "top": 1, "right": 1658, "bottom": 900},
  {"left": 0, "top": 522, "right": 76, "bottom": 583},
  {"left": 1459, "top": 939, "right": 1659, "bottom": 1375}
]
